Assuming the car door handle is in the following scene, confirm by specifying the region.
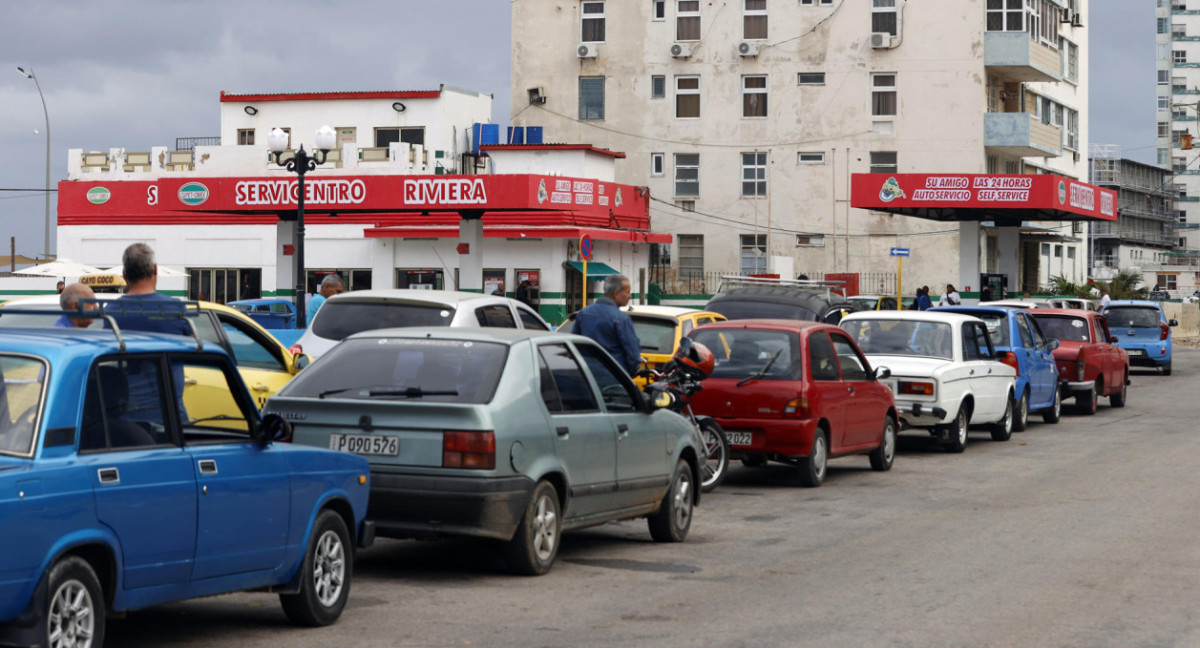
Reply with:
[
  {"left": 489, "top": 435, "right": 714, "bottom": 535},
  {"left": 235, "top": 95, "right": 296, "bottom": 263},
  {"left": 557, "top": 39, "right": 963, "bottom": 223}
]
[
  {"left": 847, "top": 386, "right": 855, "bottom": 394},
  {"left": 617, "top": 423, "right": 629, "bottom": 434},
  {"left": 184, "top": 378, "right": 197, "bottom": 386},
  {"left": 556, "top": 426, "right": 570, "bottom": 437},
  {"left": 198, "top": 459, "right": 218, "bottom": 475},
  {"left": 97, "top": 468, "right": 119, "bottom": 484},
  {"left": 252, "top": 384, "right": 270, "bottom": 392}
]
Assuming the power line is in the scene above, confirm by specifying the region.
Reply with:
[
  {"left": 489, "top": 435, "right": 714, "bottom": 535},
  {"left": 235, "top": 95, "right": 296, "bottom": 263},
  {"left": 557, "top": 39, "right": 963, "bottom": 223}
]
[{"left": 0, "top": 188, "right": 57, "bottom": 192}]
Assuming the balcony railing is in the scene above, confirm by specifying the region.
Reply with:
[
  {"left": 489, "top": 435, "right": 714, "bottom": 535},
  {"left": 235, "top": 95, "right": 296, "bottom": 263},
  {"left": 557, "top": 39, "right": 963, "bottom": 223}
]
[
  {"left": 985, "top": 113, "right": 1062, "bottom": 158},
  {"left": 175, "top": 137, "right": 221, "bottom": 151},
  {"left": 983, "top": 32, "right": 1062, "bottom": 83}
]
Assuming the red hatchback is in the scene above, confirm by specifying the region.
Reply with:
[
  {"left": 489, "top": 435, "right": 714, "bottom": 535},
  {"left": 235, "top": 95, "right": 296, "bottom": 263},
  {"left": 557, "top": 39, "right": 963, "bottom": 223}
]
[{"left": 687, "top": 319, "right": 898, "bottom": 487}]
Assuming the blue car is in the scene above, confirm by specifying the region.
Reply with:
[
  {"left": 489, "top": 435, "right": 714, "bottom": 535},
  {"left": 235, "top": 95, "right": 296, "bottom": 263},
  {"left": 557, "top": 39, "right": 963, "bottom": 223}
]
[
  {"left": 0, "top": 310, "right": 372, "bottom": 647},
  {"left": 229, "top": 298, "right": 297, "bottom": 330},
  {"left": 1102, "top": 300, "right": 1178, "bottom": 375},
  {"left": 935, "top": 306, "right": 1061, "bottom": 429}
]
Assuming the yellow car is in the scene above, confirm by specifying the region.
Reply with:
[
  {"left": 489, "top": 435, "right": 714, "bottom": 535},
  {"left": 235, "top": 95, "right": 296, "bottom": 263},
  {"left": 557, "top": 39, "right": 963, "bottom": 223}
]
[
  {"left": 0, "top": 295, "right": 308, "bottom": 411},
  {"left": 560, "top": 305, "right": 726, "bottom": 384}
]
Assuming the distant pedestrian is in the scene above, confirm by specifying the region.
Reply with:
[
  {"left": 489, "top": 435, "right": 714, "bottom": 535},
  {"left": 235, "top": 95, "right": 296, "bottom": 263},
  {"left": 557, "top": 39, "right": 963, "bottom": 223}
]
[
  {"left": 56, "top": 281, "right": 65, "bottom": 294},
  {"left": 307, "top": 274, "right": 344, "bottom": 326},
  {"left": 938, "top": 284, "right": 961, "bottom": 307},
  {"left": 917, "top": 287, "right": 933, "bottom": 311},
  {"left": 1099, "top": 288, "right": 1111, "bottom": 309},
  {"left": 55, "top": 283, "right": 97, "bottom": 328},
  {"left": 516, "top": 279, "right": 534, "bottom": 306},
  {"left": 980, "top": 285, "right": 994, "bottom": 303}
]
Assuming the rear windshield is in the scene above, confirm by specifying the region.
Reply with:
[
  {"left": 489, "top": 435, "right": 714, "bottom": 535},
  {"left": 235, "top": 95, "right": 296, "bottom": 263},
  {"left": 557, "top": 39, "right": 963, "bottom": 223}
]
[
  {"left": 631, "top": 316, "right": 679, "bottom": 353},
  {"left": 690, "top": 328, "right": 799, "bottom": 380},
  {"left": 966, "top": 312, "right": 1010, "bottom": 347},
  {"left": 707, "top": 300, "right": 817, "bottom": 321},
  {"left": 841, "top": 319, "right": 954, "bottom": 360},
  {"left": 280, "top": 338, "right": 507, "bottom": 404},
  {"left": 1105, "top": 307, "right": 1160, "bottom": 329},
  {"left": 311, "top": 301, "right": 455, "bottom": 340},
  {"left": 1033, "top": 315, "right": 1089, "bottom": 342},
  {"left": 0, "top": 355, "right": 47, "bottom": 457}
]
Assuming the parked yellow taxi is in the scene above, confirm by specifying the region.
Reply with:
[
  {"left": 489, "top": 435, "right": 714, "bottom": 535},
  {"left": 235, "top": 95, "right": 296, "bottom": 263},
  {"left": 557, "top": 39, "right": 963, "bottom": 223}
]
[{"left": 560, "top": 305, "right": 726, "bottom": 384}]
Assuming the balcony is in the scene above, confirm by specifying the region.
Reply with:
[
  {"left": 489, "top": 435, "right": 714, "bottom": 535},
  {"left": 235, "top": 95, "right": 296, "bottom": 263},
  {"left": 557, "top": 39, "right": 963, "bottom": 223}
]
[
  {"left": 984, "top": 32, "right": 1062, "bottom": 83},
  {"left": 985, "top": 113, "right": 1062, "bottom": 158}
]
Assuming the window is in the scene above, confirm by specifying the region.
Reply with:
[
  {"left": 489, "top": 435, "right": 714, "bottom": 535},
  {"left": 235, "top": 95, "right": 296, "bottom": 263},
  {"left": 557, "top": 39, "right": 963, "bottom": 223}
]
[
  {"left": 678, "top": 234, "right": 704, "bottom": 278},
  {"left": 538, "top": 344, "right": 598, "bottom": 412},
  {"left": 579, "top": 76, "right": 605, "bottom": 120},
  {"left": 675, "top": 153, "right": 699, "bottom": 196},
  {"left": 575, "top": 344, "right": 639, "bottom": 412},
  {"left": 741, "top": 152, "right": 767, "bottom": 197},
  {"left": 740, "top": 234, "right": 767, "bottom": 275},
  {"left": 220, "top": 318, "right": 286, "bottom": 372},
  {"left": 677, "top": 0, "right": 700, "bottom": 41},
  {"left": 651, "top": 152, "right": 665, "bottom": 177},
  {"left": 474, "top": 305, "right": 518, "bottom": 328},
  {"left": 1159, "top": 43, "right": 1172, "bottom": 61},
  {"left": 1180, "top": 210, "right": 1188, "bottom": 224},
  {"left": 1158, "top": 149, "right": 1170, "bottom": 166},
  {"left": 870, "top": 151, "right": 898, "bottom": 174},
  {"left": 1176, "top": 50, "right": 1188, "bottom": 64},
  {"left": 581, "top": 1, "right": 605, "bottom": 42},
  {"left": 797, "top": 72, "right": 825, "bottom": 85},
  {"left": 1160, "top": 96, "right": 1172, "bottom": 111},
  {"left": 1159, "top": 275, "right": 1179, "bottom": 290},
  {"left": 653, "top": 0, "right": 666, "bottom": 20},
  {"left": 795, "top": 234, "right": 825, "bottom": 247},
  {"left": 677, "top": 200, "right": 695, "bottom": 212},
  {"left": 872, "top": 73, "right": 897, "bottom": 116},
  {"left": 237, "top": 129, "right": 254, "bottom": 146},
  {"left": 742, "top": 75, "right": 768, "bottom": 117},
  {"left": 798, "top": 152, "right": 825, "bottom": 164},
  {"left": 1036, "top": 0, "right": 1059, "bottom": 45},
  {"left": 987, "top": 0, "right": 1025, "bottom": 31},
  {"left": 872, "top": 0, "right": 898, "bottom": 35},
  {"left": 374, "top": 127, "right": 425, "bottom": 148},
  {"left": 830, "top": 334, "right": 869, "bottom": 381},
  {"left": 676, "top": 75, "right": 700, "bottom": 118},
  {"left": 743, "top": 0, "right": 767, "bottom": 40},
  {"left": 517, "top": 308, "right": 550, "bottom": 331},
  {"left": 808, "top": 333, "right": 840, "bottom": 381},
  {"left": 801, "top": 0, "right": 835, "bottom": 5},
  {"left": 1173, "top": 75, "right": 1186, "bottom": 91},
  {"left": 1159, "top": 17, "right": 1169, "bottom": 34},
  {"left": 987, "top": 154, "right": 998, "bottom": 173},
  {"left": 1159, "top": 70, "right": 1170, "bottom": 85},
  {"left": 1065, "top": 40, "right": 1078, "bottom": 82},
  {"left": 81, "top": 357, "right": 176, "bottom": 452},
  {"left": 651, "top": 75, "right": 666, "bottom": 99},
  {"left": 1174, "top": 23, "right": 1187, "bottom": 37},
  {"left": 1174, "top": 130, "right": 1186, "bottom": 148},
  {"left": 1066, "top": 109, "right": 1078, "bottom": 150},
  {"left": 1160, "top": 121, "right": 1171, "bottom": 138}
]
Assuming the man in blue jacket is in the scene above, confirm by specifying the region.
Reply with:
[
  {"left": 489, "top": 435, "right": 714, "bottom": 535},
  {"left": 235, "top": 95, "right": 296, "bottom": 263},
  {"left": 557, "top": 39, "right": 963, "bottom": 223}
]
[{"left": 574, "top": 273, "right": 641, "bottom": 374}]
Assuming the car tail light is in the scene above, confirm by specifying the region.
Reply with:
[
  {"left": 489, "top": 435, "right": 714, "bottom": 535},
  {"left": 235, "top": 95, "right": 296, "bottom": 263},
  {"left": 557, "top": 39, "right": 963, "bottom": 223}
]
[
  {"left": 898, "top": 381, "right": 934, "bottom": 397},
  {"left": 1160, "top": 323, "right": 1170, "bottom": 341},
  {"left": 443, "top": 431, "right": 495, "bottom": 470},
  {"left": 783, "top": 397, "right": 811, "bottom": 418},
  {"left": 288, "top": 344, "right": 303, "bottom": 356},
  {"left": 997, "top": 351, "right": 1020, "bottom": 373},
  {"left": 1076, "top": 347, "right": 1086, "bottom": 382}
]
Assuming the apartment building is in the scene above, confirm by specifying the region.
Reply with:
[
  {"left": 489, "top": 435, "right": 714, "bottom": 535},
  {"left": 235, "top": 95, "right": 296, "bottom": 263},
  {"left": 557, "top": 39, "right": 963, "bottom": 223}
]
[
  {"left": 512, "top": 0, "right": 1090, "bottom": 295},
  {"left": 1158, "top": 0, "right": 1200, "bottom": 256}
]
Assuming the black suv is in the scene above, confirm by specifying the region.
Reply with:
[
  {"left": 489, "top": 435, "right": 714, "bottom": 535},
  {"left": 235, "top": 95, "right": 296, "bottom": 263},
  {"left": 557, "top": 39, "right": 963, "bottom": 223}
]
[{"left": 704, "top": 279, "right": 855, "bottom": 324}]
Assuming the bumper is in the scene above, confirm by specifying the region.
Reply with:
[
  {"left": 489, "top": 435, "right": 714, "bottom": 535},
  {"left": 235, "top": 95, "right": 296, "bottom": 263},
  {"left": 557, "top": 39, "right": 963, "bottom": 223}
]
[
  {"left": 895, "top": 400, "right": 949, "bottom": 429},
  {"left": 1064, "top": 379, "right": 1095, "bottom": 393},
  {"left": 367, "top": 472, "right": 535, "bottom": 541},
  {"left": 714, "top": 417, "right": 820, "bottom": 457}
]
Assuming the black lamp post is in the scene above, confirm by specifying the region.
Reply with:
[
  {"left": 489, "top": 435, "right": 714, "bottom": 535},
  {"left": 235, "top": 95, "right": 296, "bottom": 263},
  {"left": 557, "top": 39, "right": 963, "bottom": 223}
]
[{"left": 268, "top": 126, "right": 335, "bottom": 328}]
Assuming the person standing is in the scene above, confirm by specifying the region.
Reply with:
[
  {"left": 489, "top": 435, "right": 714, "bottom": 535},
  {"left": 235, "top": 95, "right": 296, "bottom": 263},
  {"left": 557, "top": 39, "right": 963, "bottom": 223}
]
[
  {"left": 306, "top": 274, "right": 344, "bottom": 327},
  {"left": 917, "top": 287, "right": 933, "bottom": 311},
  {"left": 54, "top": 283, "right": 98, "bottom": 328},
  {"left": 515, "top": 279, "right": 534, "bottom": 307},
  {"left": 938, "top": 284, "right": 961, "bottom": 307},
  {"left": 56, "top": 281, "right": 65, "bottom": 294},
  {"left": 980, "top": 285, "right": 994, "bottom": 303},
  {"left": 574, "top": 273, "right": 641, "bottom": 374},
  {"left": 112, "top": 242, "right": 190, "bottom": 336},
  {"left": 1099, "top": 288, "right": 1111, "bottom": 309}
]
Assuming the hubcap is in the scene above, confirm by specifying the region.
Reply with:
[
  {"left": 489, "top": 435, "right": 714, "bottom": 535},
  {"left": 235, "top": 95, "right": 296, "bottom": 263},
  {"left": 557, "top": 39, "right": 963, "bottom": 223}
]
[
  {"left": 957, "top": 411, "right": 968, "bottom": 444},
  {"left": 1004, "top": 400, "right": 1013, "bottom": 433},
  {"left": 47, "top": 579, "right": 94, "bottom": 648},
  {"left": 701, "top": 427, "right": 725, "bottom": 486},
  {"left": 312, "top": 530, "right": 346, "bottom": 608},
  {"left": 1018, "top": 393, "right": 1028, "bottom": 426},
  {"left": 532, "top": 494, "right": 558, "bottom": 561},
  {"left": 883, "top": 422, "right": 895, "bottom": 462},
  {"left": 813, "top": 436, "right": 827, "bottom": 480},
  {"left": 672, "top": 471, "right": 693, "bottom": 530}
]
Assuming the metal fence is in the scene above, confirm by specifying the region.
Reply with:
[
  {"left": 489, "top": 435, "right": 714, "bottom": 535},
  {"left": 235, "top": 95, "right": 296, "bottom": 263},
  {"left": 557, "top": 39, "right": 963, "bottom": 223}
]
[
  {"left": 653, "top": 269, "right": 898, "bottom": 296},
  {"left": 175, "top": 136, "right": 221, "bottom": 151}
]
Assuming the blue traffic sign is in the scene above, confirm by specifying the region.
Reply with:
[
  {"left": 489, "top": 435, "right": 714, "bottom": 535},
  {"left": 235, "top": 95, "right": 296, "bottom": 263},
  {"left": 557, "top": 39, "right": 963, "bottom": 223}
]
[
  {"left": 580, "top": 235, "right": 593, "bottom": 260},
  {"left": 889, "top": 247, "right": 910, "bottom": 257}
]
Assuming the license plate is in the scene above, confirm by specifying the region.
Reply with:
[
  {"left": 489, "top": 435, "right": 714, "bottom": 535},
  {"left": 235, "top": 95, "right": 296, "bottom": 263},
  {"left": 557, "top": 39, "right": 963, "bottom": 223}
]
[
  {"left": 329, "top": 433, "right": 399, "bottom": 456},
  {"left": 727, "top": 432, "right": 753, "bottom": 446},
  {"left": 1126, "top": 349, "right": 1144, "bottom": 356}
]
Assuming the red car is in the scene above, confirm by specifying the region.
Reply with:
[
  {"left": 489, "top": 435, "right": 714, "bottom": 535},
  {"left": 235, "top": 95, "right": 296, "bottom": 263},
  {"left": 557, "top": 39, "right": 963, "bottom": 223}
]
[
  {"left": 687, "top": 319, "right": 898, "bottom": 487},
  {"left": 1030, "top": 309, "right": 1130, "bottom": 414}
]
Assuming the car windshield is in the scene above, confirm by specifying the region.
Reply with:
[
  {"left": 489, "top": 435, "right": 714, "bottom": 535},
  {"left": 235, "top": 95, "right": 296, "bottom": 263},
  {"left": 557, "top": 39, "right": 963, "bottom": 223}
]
[
  {"left": 691, "top": 328, "right": 799, "bottom": 380},
  {"left": 1105, "top": 307, "right": 1160, "bottom": 329},
  {"left": 707, "top": 300, "right": 817, "bottom": 321},
  {"left": 311, "top": 301, "right": 456, "bottom": 340},
  {"left": 279, "top": 338, "right": 507, "bottom": 404},
  {"left": 841, "top": 319, "right": 954, "bottom": 360},
  {"left": 1033, "top": 315, "right": 1090, "bottom": 342},
  {"left": 968, "top": 312, "right": 1010, "bottom": 347},
  {"left": 0, "top": 355, "right": 47, "bottom": 457},
  {"left": 630, "top": 316, "right": 679, "bottom": 353}
]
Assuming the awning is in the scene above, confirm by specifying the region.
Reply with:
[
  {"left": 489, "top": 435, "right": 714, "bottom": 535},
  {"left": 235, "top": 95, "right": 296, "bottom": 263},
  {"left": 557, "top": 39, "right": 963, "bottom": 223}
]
[
  {"left": 365, "top": 224, "right": 671, "bottom": 243},
  {"left": 852, "top": 173, "right": 1117, "bottom": 223},
  {"left": 564, "top": 261, "right": 620, "bottom": 278}
]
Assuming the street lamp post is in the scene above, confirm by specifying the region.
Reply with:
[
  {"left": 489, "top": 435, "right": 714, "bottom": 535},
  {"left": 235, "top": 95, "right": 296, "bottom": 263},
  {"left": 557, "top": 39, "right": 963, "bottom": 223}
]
[
  {"left": 268, "top": 126, "right": 336, "bottom": 329},
  {"left": 15, "top": 66, "right": 51, "bottom": 259}
]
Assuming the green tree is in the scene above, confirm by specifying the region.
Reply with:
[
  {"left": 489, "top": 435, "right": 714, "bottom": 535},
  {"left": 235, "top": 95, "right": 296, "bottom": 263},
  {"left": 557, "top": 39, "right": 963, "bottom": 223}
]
[
  {"left": 1098, "top": 270, "right": 1149, "bottom": 300},
  {"left": 1048, "top": 275, "right": 1090, "bottom": 298}
]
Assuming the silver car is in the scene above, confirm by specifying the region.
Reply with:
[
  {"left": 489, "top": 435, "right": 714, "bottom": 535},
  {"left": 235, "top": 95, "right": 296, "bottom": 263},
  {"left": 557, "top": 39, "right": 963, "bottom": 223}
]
[
  {"left": 295, "top": 289, "right": 552, "bottom": 358},
  {"left": 268, "top": 327, "right": 703, "bottom": 575}
]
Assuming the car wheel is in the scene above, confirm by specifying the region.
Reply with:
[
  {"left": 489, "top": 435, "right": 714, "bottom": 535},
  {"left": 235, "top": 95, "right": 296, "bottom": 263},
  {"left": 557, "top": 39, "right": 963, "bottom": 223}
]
[
  {"left": 1110, "top": 374, "right": 1127, "bottom": 408},
  {"left": 44, "top": 556, "right": 106, "bottom": 648},
  {"left": 942, "top": 406, "right": 969, "bottom": 453},
  {"left": 1076, "top": 381, "right": 1098, "bottom": 416},
  {"left": 990, "top": 394, "right": 1013, "bottom": 442},
  {"left": 742, "top": 454, "right": 767, "bottom": 468},
  {"left": 699, "top": 421, "right": 729, "bottom": 493},
  {"left": 505, "top": 480, "right": 561, "bottom": 576},
  {"left": 1162, "top": 360, "right": 1172, "bottom": 377},
  {"left": 648, "top": 458, "right": 694, "bottom": 543},
  {"left": 1042, "top": 385, "right": 1062, "bottom": 424},
  {"left": 280, "top": 509, "right": 352, "bottom": 626},
  {"left": 869, "top": 416, "right": 896, "bottom": 471},
  {"left": 1012, "top": 389, "right": 1029, "bottom": 432},
  {"left": 797, "top": 430, "right": 828, "bottom": 487}
]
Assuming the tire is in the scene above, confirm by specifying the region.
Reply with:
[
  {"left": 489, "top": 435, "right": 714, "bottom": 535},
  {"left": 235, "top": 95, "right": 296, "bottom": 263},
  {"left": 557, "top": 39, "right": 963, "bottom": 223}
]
[
  {"left": 990, "top": 394, "right": 1013, "bottom": 442},
  {"left": 504, "top": 480, "right": 561, "bottom": 576},
  {"left": 281, "top": 509, "right": 352, "bottom": 626},
  {"left": 648, "top": 459, "right": 695, "bottom": 542},
  {"left": 1076, "top": 381, "right": 1098, "bottom": 416},
  {"left": 1012, "top": 389, "right": 1029, "bottom": 432},
  {"left": 942, "top": 406, "right": 968, "bottom": 453},
  {"left": 43, "top": 556, "right": 106, "bottom": 648},
  {"left": 1162, "top": 361, "right": 1172, "bottom": 377},
  {"left": 1042, "top": 384, "right": 1062, "bottom": 423},
  {"left": 797, "top": 430, "right": 828, "bottom": 487},
  {"left": 698, "top": 421, "right": 729, "bottom": 494},
  {"left": 741, "top": 454, "right": 767, "bottom": 468},
  {"left": 869, "top": 416, "right": 896, "bottom": 471},
  {"left": 1110, "top": 374, "right": 1127, "bottom": 408}
]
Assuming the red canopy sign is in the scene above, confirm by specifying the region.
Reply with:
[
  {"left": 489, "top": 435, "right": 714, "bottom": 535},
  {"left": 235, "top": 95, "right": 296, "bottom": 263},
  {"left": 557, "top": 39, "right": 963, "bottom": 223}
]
[{"left": 851, "top": 173, "right": 1116, "bottom": 222}]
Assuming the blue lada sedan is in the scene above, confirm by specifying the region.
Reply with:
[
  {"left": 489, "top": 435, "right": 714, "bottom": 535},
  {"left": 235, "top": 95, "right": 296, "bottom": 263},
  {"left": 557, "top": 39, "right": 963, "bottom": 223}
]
[{"left": 0, "top": 319, "right": 372, "bottom": 647}]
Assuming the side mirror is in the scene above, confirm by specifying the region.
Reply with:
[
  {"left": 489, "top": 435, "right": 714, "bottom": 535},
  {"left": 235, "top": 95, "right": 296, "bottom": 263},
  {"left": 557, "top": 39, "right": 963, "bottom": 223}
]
[
  {"left": 256, "top": 413, "right": 293, "bottom": 446},
  {"left": 293, "top": 353, "right": 311, "bottom": 371},
  {"left": 1046, "top": 339, "right": 1060, "bottom": 351},
  {"left": 1169, "top": 319, "right": 1179, "bottom": 327},
  {"left": 874, "top": 365, "right": 891, "bottom": 380}
]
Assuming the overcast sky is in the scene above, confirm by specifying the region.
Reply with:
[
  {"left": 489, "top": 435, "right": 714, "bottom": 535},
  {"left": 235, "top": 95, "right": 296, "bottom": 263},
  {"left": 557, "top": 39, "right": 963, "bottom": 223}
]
[{"left": 0, "top": 1, "right": 1151, "bottom": 260}]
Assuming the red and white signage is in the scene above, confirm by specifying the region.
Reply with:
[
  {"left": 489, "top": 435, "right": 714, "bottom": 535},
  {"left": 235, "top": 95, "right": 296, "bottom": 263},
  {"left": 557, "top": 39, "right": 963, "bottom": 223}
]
[{"left": 851, "top": 173, "right": 1117, "bottom": 222}]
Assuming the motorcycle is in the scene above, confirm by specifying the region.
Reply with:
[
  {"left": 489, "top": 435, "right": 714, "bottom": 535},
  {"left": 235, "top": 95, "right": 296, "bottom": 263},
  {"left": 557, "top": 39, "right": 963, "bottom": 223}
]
[{"left": 640, "top": 338, "right": 729, "bottom": 493}]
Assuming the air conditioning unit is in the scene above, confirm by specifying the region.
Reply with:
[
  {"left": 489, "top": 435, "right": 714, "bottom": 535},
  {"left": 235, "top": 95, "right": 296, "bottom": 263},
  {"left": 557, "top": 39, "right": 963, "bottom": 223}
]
[
  {"left": 870, "top": 32, "right": 896, "bottom": 49},
  {"left": 577, "top": 43, "right": 598, "bottom": 58},
  {"left": 527, "top": 87, "right": 547, "bottom": 105},
  {"left": 670, "top": 42, "right": 692, "bottom": 58},
  {"left": 1060, "top": 7, "right": 1072, "bottom": 22},
  {"left": 1070, "top": 13, "right": 1083, "bottom": 27},
  {"left": 737, "top": 41, "right": 758, "bottom": 57}
]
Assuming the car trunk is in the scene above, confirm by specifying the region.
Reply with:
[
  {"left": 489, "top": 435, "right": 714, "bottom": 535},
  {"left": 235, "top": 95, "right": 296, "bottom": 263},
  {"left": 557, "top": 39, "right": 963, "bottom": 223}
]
[{"left": 691, "top": 377, "right": 800, "bottom": 421}]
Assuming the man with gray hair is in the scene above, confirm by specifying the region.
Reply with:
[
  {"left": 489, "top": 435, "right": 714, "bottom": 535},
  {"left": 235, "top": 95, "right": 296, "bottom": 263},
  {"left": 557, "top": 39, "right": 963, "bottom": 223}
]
[
  {"left": 112, "top": 242, "right": 190, "bottom": 336},
  {"left": 54, "top": 282, "right": 98, "bottom": 328},
  {"left": 306, "top": 273, "right": 345, "bottom": 327},
  {"left": 574, "top": 273, "right": 641, "bottom": 374}
]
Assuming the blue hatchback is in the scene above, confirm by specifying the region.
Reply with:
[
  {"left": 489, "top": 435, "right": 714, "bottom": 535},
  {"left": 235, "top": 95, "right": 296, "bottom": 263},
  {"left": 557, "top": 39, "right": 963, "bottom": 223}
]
[
  {"left": 0, "top": 312, "right": 372, "bottom": 647},
  {"left": 1102, "top": 300, "right": 1178, "bottom": 375},
  {"left": 935, "top": 306, "right": 1062, "bottom": 429},
  {"left": 229, "top": 298, "right": 297, "bottom": 330}
]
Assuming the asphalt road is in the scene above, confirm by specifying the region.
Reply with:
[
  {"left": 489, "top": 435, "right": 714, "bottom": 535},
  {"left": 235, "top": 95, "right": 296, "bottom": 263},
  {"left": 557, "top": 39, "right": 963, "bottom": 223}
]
[{"left": 110, "top": 350, "right": 1200, "bottom": 648}]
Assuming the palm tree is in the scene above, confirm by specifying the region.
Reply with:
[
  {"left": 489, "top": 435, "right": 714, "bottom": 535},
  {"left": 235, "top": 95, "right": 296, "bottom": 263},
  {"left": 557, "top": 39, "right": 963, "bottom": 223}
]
[
  {"left": 1099, "top": 269, "right": 1148, "bottom": 300},
  {"left": 1047, "top": 275, "right": 1090, "bottom": 298}
]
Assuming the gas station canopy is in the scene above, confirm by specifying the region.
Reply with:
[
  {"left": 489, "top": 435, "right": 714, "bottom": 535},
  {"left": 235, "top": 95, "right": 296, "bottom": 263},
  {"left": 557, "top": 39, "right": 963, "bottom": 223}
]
[{"left": 851, "top": 173, "right": 1117, "bottom": 223}]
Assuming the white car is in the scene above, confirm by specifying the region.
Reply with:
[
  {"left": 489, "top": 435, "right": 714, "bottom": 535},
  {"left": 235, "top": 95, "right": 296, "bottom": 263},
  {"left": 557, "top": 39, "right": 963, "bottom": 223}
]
[
  {"left": 295, "top": 289, "right": 552, "bottom": 358},
  {"left": 839, "top": 311, "right": 1017, "bottom": 453}
]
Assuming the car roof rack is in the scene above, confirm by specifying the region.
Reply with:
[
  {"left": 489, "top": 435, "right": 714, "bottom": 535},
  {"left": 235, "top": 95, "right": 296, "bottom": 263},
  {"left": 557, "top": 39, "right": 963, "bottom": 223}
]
[
  {"left": 716, "top": 275, "right": 846, "bottom": 298},
  {"left": 0, "top": 299, "right": 204, "bottom": 354}
]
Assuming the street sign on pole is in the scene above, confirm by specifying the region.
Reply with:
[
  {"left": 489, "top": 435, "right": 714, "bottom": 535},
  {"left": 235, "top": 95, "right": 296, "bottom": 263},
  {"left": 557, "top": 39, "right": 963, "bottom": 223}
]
[
  {"left": 580, "top": 235, "right": 593, "bottom": 260},
  {"left": 889, "top": 247, "right": 910, "bottom": 257}
]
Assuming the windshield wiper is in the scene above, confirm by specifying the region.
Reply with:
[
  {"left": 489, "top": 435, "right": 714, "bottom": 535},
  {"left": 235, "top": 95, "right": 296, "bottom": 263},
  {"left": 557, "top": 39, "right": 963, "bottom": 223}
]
[
  {"left": 186, "top": 414, "right": 245, "bottom": 425},
  {"left": 737, "top": 349, "right": 783, "bottom": 387},
  {"left": 318, "top": 385, "right": 459, "bottom": 399}
]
